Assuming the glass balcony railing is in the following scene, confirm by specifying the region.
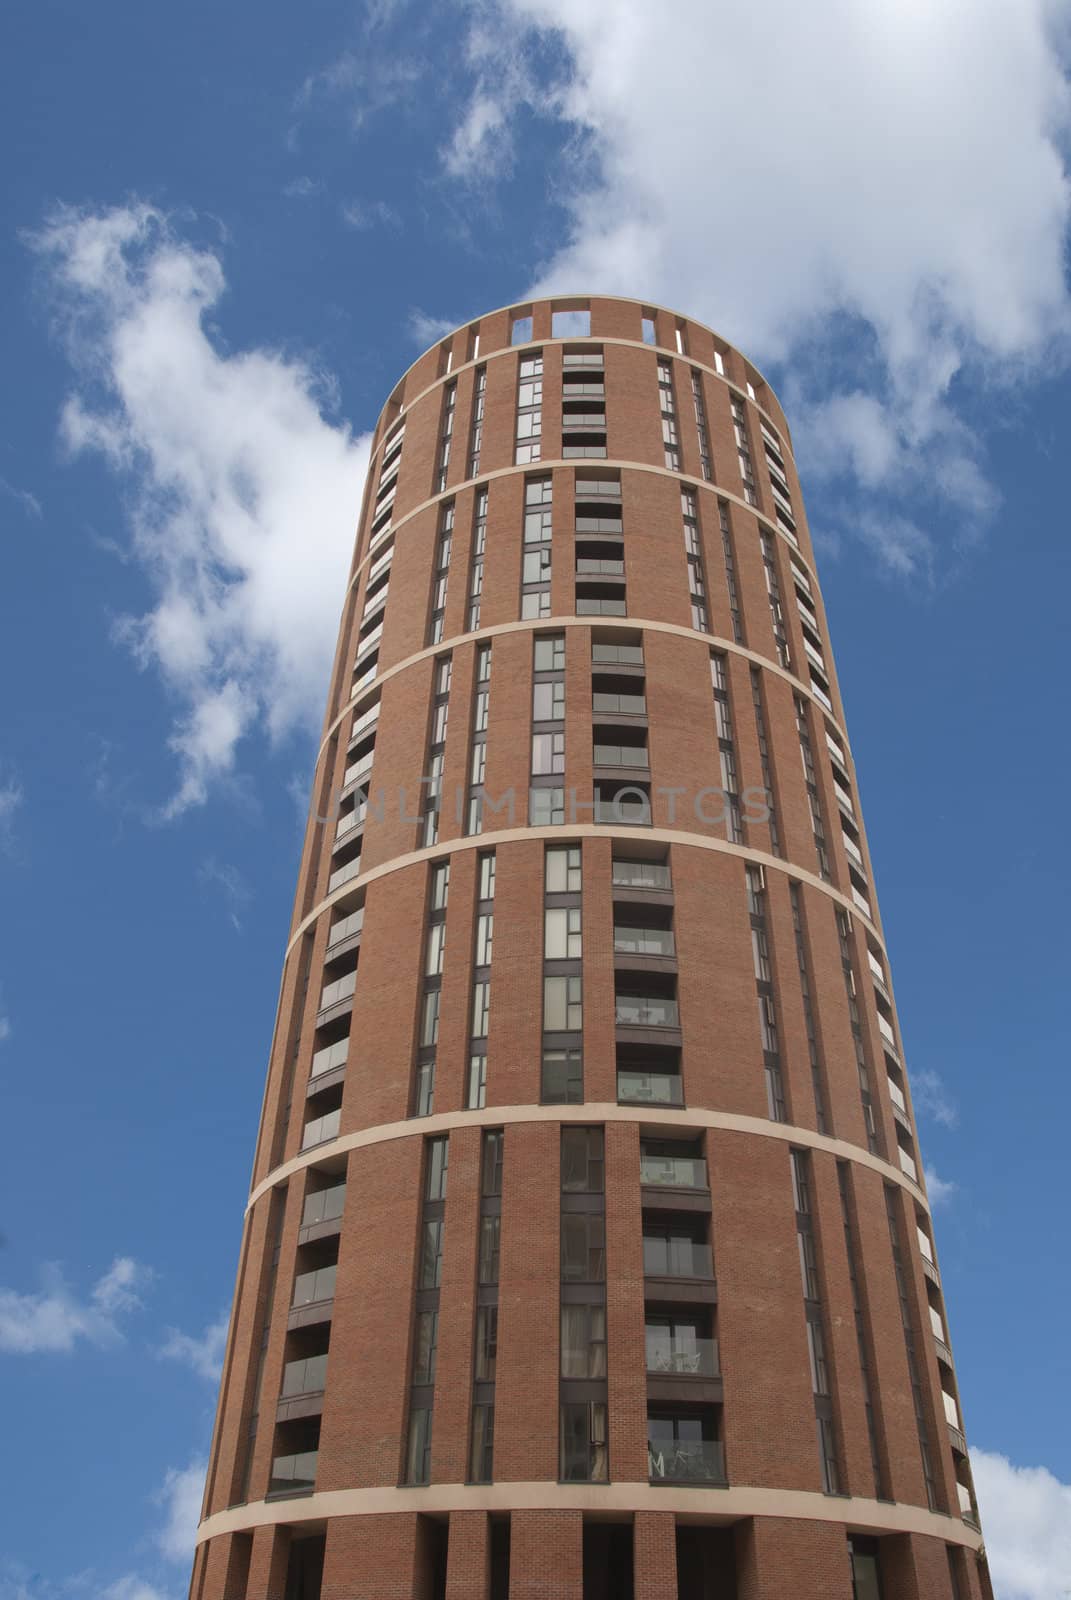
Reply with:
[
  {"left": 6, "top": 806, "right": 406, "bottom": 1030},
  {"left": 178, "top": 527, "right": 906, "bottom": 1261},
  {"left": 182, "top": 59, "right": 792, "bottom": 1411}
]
[
  {"left": 957, "top": 1482, "right": 973, "bottom": 1517},
  {"left": 328, "top": 908, "right": 364, "bottom": 947},
  {"left": 647, "top": 1438, "right": 725, "bottom": 1483},
  {"left": 595, "top": 799, "right": 650, "bottom": 825},
  {"left": 643, "top": 1238, "right": 714, "bottom": 1279},
  {"left": 618, "top": 1070, "right": 683, "bottom": 1106},
  {"left": 616, "top": 997, "right": 679, "bottom": 1028},
  {"left": 615, "top": 927, "right": 675, "bottom": 957},
  {"left": 343, "top": 755, "right": 374, "bottom": 789},
  {"left": 281, "top": 1353, "right": 328, "bottom": 1398},
  {"left": 592, "top": 692, "right": 646, "bottom": 715},
  {"left": 612, "top": 860, "right": 669, "bottom": 889},
  {"left": 640, "top": 1155, "right": 707, "bottom": 1189},
  {"left": 577, "top": 559, "right": 625, "bottom": 576},
  {"left": 328, "top": 857, "right": 362, "bottom": 894},
  {"left": 310, "top": 1039, "right": 348, "bottom": 1081},
  {"left": 318, "top": 970, "right": 356, "bottom": 1011},
  {"left": 301, "top": 1184, "right": 346, "bottom": 1229},
  {"left": 899, "top": 1145, "right": 918, "bottom": 1183},
  {"left": 292, "top": 1264, "right": 337, "bottom": 1308},
  {"left": 577, "top": 598, "right": 627, "bottom": 616},
  {"left": 301, "top": 1108, "right": 341, "bottom": 1150},
  {"left": 887, "top": 1076, "right": 907, "bottom": 1114},
  {"left": 645, "top": 1338, "right": 719, "bottom": 1377},
  {"left": 269, "top": 1451, "right": 318, "bottom": 1495},
  {"left": 594, "top": 744, "right": 649, "bottom": 767},
  {"left": 592, "top": 642, "right": 641, "bottom": 664},
  {"left": 336, "top": 803, "right": 367, "bottom": 842}
]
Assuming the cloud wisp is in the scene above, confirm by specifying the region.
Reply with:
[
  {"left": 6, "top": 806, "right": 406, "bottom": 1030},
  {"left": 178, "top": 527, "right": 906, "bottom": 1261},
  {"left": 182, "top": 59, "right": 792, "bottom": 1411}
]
[
  {"left": 970, "top": 1448, "right": 1071, "bottom": 1600},
  {"left": 157, "top": 1313, "right": 228, "bottom": 1383},
  {"left": 0, "top": 1256, "right": 152, "bottom": 1354},
  {"left": 29, "top": 203, "right": 369, "bottom": 817}
]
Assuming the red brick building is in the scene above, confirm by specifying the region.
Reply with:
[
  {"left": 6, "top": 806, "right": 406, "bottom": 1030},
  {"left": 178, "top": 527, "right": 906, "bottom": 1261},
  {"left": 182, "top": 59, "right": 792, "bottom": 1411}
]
[{"left": 189, "top": 297, "right": 990, "bottom": 1600}]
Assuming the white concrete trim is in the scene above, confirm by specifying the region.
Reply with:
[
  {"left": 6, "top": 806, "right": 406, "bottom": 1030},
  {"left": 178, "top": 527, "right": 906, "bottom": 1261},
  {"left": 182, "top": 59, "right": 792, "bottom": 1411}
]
[
  {"left": 321, "top": 614, "right": 851, "bottom": 768},
  {"left": 246, "top": 1101, "right": 928, "bottom": 1217},
  {"left": 285, "top": 825, "right": 882, "bottom": 964},
  {"left": 196, "top": 1478, "right": 980, "bottom": 1550}
]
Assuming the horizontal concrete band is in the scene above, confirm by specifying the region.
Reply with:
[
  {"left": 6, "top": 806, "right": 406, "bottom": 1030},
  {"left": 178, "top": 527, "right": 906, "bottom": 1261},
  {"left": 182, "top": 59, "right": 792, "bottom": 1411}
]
[
  {"left": 286, "top": 824, "right": 881, "bottom": 966},
  {"left": 196, "top": 1479, "right": 981, "bottom": 1552},
  {"left": 372, "top": 300, "right": 792, "bottom": 470},
  {"left": 247, "top": 1101, "right": 928, "bottom": 1217},
  {"left": 350, "top": 453, "right": 813, "bottom": 595},
  {"left": 320, "top": 613, "right": 851, "bottom": 768}
]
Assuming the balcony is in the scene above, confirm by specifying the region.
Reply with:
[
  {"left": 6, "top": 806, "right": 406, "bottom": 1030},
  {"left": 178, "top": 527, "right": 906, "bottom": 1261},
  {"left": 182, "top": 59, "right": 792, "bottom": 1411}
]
[
  {"left": 300, "top": 1183, "right": 346, "bottom": 1243},
  {"left": 877, "top": 1012, "right": 897, "bottom": 1051},
  {"left": 309, "top": 1038, "right": 348, "bottom": 1085},
  {"left": 335, "top": 803, "right": 367, "bottom": 847},
  {"left": 612, "top": 859, "right": 670, "bottom": 891},
  {"left": 595, "top": 797, "right": 651, "bottom": 826},
  {"left": 615, "top": 926, "right": 675, "bottom": 959},
  {"left": 577, "top": 596, "right": 627, "bottom": 616},
  {"left": 646, "top": 1337, "right": 718, "bottom": 1378},
  {"left": 592, "top": 643, "right": 642, "bottom": 667},
  {"left": 343, "top": 755, "right": 374, "bottom": 791},
  {"left": 593, "top": 692, "right": 647, "bottom": 716},
  {"left": 618, "top": 1070, "right": 683, "bottom": 1106},
  {"left": 291, "top": 1264, "right": 337, "bottom": 1311},
  {"left": 302, "top": 1108, "right": 341, "bottom": 1150},
  {"left": 594, "top": 742, "right": 649, "bottom": 770},
  {"left": 643, "top": 1238, "right": 714, "bottom": 1281},
  {"left": 616, "top": 996, "right": 679, "bottom": 1029},
  {"left": 898, "top": 1145, "right": 918, "bottom": 1184},
  {"left": 318, "top": 968, "right": 356, "bottom": 1022},
  {"left": 268, "top": 1450, "right": 318, "bottom": 1497},
  {"left": 327, "top": 907, "right": 364, "bottom": 957},
  {"left": 887, "top": 1075, "right": 910, "bottom": 1132},
  {"left": 577, "top": 558, "right": 625, "bottom": 577},
  {"left": 641, "top": 1154, "right": 707, "bottom": 1189},
  {"left": 647, "top": 1437, "right": 725, "bottom": 1485},
  {"left": 281, "top": 1353, "right": 328, "bottom": 1399},
  {"left": 328, "top": 856, "right": 362, "bottom": 896}
]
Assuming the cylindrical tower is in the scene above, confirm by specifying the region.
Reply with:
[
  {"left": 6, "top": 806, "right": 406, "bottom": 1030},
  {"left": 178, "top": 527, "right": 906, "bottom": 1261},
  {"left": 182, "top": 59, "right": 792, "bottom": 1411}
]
[{"left": 190, "top": 298, "right": 990, "bottom": 1600}]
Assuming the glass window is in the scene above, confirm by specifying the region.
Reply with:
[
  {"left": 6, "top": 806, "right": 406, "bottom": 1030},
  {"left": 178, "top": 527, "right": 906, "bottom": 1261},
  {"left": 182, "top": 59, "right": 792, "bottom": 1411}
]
[
  {"left": 413, "top": 1309, "right": 438, "bottom": 1384},
  {"left": 406, "top": 1407, "right": 432, "bottom": 1485},
  {"left": 474, "top": 1304, "right": 498, "bottom": 1381},
  {"left": 533, "top": 680, "right": 565, "bottom": 722},
  {"left": 523, "top": 548, "right": 552, "bottom": 585},
  {"left": 420, "top": 1218, "right": 443, "bottom": 1288},
  {"left": 482, "top": 1130, "right": 504, "bottom": 1195},
  {"left": 478, "top": 852, "right": 496, "bottom": 901},
  {"left": 544, "top": 974, "right": 582, "bottom": 1031},
  {"left": 560, "top": 1401, "right": 608, "bottom": 1482},
  {"left": 426, "top": 1136, "right": 448, "bottom": 1201},
  {"left": 561, "top": 1126, "right": 604, "bottom": 1191},
  {"left": 532, "top": 732, "right": 565, "bottom": 775},
  {"left": 561, "top": 1304, "right": 607, "bottom": 1378},
  {"left": 545, "top": 905, "right": 582, "bottom": 959},
  {"left": 414, "top": 1058, "right": 435, "bottom": 1117},
  {"left": 534, "top": 635, "right": 565, "bottom": 671},
  {"left": 476, "top": 912, "right": 494, "bottom": 967},
  {"left": 545, "top": 844, "right": 582, "bottom": 893},
  {"left": 543, "top": 1047, "right": 582, "bottom": 1104},
  {"left": 530, "top": 787, "right": 564, "bottom": 827},
  {"left": 478, "top": 1214, "right": 500, "bottom": 1284},
  {"left": 467, "top": 1053, "right": 487, "bottom": 1110},
  {"left": 425, "top": 921, "right": 445, "bottom": 976},
  {"left": 849, "top": 1539, "right": 883, "bottom": 1600},
  {"left": 472, "top": 980, "right": 491, "bottom": 1037},
  {"left": 469, "top": 1403, "right": 494, "bottom": 1483},
  {"left": 420, "top": 987, "right": 440, "bottom": 1047},
  {"left": 431, "top": 861, "right": 450, "bottom": 911},
  {"left": 561, "top": 1213, "right": 605, "bottom": 1280}
]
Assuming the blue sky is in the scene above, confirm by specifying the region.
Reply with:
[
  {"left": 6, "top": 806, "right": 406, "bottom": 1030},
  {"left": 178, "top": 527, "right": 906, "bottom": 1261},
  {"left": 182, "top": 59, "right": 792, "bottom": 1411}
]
[{"left": 1, "top": 2, "right": 1070, "bottom": 1596}]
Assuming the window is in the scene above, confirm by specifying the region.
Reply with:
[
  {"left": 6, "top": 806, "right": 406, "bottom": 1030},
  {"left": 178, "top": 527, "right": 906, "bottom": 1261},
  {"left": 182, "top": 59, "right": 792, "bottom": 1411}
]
[
  {"left": 426, "top": 1137, "right": 448, "bottom": 1201},
  {"left": 534, "top": 633, "right": 565, "bottom": 671},
  {"left": 515, "top": 354, "right": 543, "bottom": 464},
  {"left": 544, "top": 974, "right": 582, "bottom": 1031},
  {"left": 543, "top": 1047, "right": 583, "bottom": 1104},
  {"left": 413, "top": 1310, "right": 438, "bottom": 1384},
  {"left": 533, "top": 680, "right": 565, "bottom": 721},
  {"left": 532, "top": 731, "right": 565, "bottom": 775},
  {"left": 545, "top": 844, "right": 581, "bottom": 893},
  {"left": 474, "top": 1305, "right": 498, "bottom": 1381},
  {"left": 475, "top": 911, "right": 494, "bottom": 967},
  {"left": 545, "top": 905, "right": 582, "bottom": 959},
  {"left": 848, "top": 1538, "right": 883, "bottom": 1600},
  {"left": 561, "top": 1212, "right": 605, "bottom": 1279},
  {"left": 472, "top": 980, "right": 491, "bottom": 1037},
  {"left": 468, "top": 366, "right": 487, "bottom": 477},
  {"left": 406, "top": 1407, "right": 433, "bottom": 1485},
  {"left": 420, "top": 1219, "right": 443, "bottom": 1288},
  {"left": 560, "top": 1401, "right": 608, "bottom": 1482},
  {"left": 657, "top": 360, "right": 680, "bottom": 470},
  {"left": 435, "top": 382, "right": 457, "bottom": 493},
  {"left": 561, "top": 1126, "right": 604, "bottom": 1191},
  {"left": 478, "top": 1215, "right": 500, "bottom": 1284},
  {"left": 530, "top": 787, "right": 564, "bottom": 827},
  {"left": 469, "top": 1404, "right": 495, "bottom": 1482},
  {"left": 561, "top": 1304, "right": 607, "bottom": 1377},
  {"left": 467, "top": 1053, "right": 487, "bottom": 1110}
]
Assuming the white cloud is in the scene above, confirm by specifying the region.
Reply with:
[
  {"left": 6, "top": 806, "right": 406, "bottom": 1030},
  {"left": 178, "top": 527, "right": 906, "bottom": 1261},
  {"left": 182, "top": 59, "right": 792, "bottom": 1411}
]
[
  {"left": 911, "top": 1068, "right": 959, "bottom": 1129},
  {"left": 408, "top": 308, "right": 461, "bottom": 346},
  {"left": 0, "top": 774, "right": 22, "bottom": 852},
  {"left": 450, "top": 0, "right": 1071, "bottom": 550},
  {"left": 282, "top": 176, "right": 324, "bottom": 198},
  {"left": 154, "top": 1459, "right": 207, "bottom": 1563},
  {"left": 339, "top": 198, "right": 400, "bottom": 231},
  {"left": 0, "top": 1016, "right": 9, "bottom": 1044},
  {"left": 923, "top": 1164, "right": 958, "bottom": 1207},
  {"left": 197, "top": 858, "right": 251, "bottom": 932},
  {"left": 0, "top": 477, "right": 42, "bottom": 519},
  {"left": 28, "top": 203, "right": 369, "bottom": 816},
  {"left": 971, "top": 1448, "right": 1071, "bottom": 1600},
  {"left": 158, "top": 1313, "right": 228, "bottom": 1382},
  {"left": 0, "top": 1257, "right": 152, "bottom": 1354},
  {"left": 102, "top": 1580, "right": 173, "bottom": 1600}
]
